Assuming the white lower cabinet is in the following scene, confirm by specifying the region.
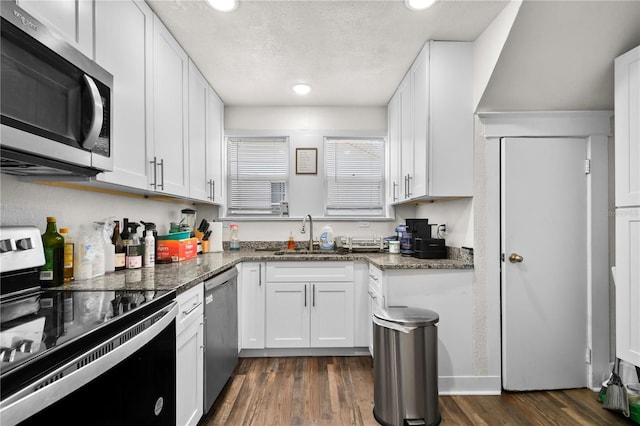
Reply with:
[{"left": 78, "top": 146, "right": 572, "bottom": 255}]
[
  {"left": 239, "top": 262, "right": 266, "bottom": 349},
  {"left": 265, "top": 262, "right": 355, "bottom": 349},
  {"left": 176, "top": 283, "right": 204, "bottom": 426},
  {"left": 368, "top": 263, "right": 474, "bottom": 381}
]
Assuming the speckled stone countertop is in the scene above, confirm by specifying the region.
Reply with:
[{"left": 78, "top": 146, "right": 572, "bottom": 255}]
[{"left": 56, "top": 246, "right": 473, "bottom": 295}]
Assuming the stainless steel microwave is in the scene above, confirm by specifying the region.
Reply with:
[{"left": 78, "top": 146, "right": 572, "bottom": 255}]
[{"left": 0, "top": 1, "right": 113, "bottom": 178}]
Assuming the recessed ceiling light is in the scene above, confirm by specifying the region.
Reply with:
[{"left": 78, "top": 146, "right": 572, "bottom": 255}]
[
  {"left": 292, "top": 84, "right": 311, "bottom": 95},
  {"left": 207, "top": 0, "right": 238, "bottom": 12},
  {"left": 405, "top": 0, "right": 437, "bottom": 11}
]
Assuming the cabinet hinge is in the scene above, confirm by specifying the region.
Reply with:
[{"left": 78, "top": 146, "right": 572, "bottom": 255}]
[
  {"left": 584, "top": 159, "right": 591, "bottom": 174},
  {"left": 585, "top": 347, "right": 592, "bottom": 364},
  {"left": 501, "top": 253, "right": 505, "bottom": 262}
]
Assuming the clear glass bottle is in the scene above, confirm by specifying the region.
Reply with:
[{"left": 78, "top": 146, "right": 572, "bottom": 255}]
[
  {"left": 229, "top": 223, "right": 240, "bottom": 251},
  {"left": 40, "top": 217, "right": 65, "bottom": 287}
]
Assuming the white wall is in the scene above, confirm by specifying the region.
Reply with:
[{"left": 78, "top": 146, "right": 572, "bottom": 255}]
[
  {"left": 0, "top": 174, "right": 219, "bottom": 236},
  {"left": 222, "top": 106, "right": 403, "bottom": 243}
]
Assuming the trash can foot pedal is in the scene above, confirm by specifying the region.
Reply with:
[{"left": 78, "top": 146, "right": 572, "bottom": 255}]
[{"left": 404, "top": 420, "right": 426, "bottom": 426}]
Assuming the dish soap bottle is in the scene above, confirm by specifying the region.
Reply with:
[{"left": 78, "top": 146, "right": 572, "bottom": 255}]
[
  {"left": 287, "top": 232, "right": 295, "bottom": 250},
  {"left": 229, "top": 224, "right": 240, "bottom": 251},
  {"left": 319, "top": 224, "right": 335, "bottom": 250}
]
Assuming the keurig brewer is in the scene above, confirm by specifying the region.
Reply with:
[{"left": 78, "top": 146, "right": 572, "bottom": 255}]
[{"left": 405, "top": 218, "right": 446, "bottom": 259}]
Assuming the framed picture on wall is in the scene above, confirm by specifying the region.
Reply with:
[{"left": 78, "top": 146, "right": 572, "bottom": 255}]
[{"left": 296, "top": 148, "right": 317, "bottom": 175}]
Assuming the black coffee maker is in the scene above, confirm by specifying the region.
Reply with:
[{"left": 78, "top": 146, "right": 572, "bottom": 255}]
[{"left": 405, "top": 218, "right": 446, "bottom": 259}]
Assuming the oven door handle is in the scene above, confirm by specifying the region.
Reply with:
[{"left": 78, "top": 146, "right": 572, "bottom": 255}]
[{"left": 0, "top": 301, "right": 178, "bottom": 425}]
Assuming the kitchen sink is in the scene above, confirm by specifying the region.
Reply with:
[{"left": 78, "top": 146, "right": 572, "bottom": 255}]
[{"left": 272, "top": 249, "right": 347, "bottom": 256}]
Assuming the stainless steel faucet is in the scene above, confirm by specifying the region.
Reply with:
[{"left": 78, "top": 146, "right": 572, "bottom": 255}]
[{"left": 301, "top": 214, "right": 313, "bottom": 251}]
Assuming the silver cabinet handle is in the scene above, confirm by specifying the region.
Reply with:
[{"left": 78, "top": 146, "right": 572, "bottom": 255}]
[
  {"left": 312, "top": 284, "right": 316, "bottom": 307},
  {"left": 182, "top": 301, "right": 202, "bottom": 316},
  {"left": 393, "top": 182, "right": 398, "bottom": 202},
  {"left": 368, "top": 274, "right": 379, "bottom": 282},
  {"left": 406, "top": 174, "right": 412, "bottom": 198},
  {"left": 158, "top": 158, "right": 164, "bottom": 190},
  {"left": 258, "top": 264, "right": 262, "bottom": 287},
  {"left": 150, "top": 156, "right": 158, "bottom": 189},
  {"left": 304, "top": 284, "right": 307, "bottom": 307},
  {"left": 211, "top": 180, "right": 215, "bottom": 201}
]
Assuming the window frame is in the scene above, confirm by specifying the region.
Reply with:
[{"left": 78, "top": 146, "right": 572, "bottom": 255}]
[
  {"left": 225, "top": 136, "right": 290, "bottom": 217},
  {"left": 323, "top": 136, "right": 386, "bottom": 217}
]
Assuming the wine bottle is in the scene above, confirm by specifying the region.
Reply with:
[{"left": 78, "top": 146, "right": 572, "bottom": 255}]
[
  {"left": 112, "top": 221, "right": 126, "bottom": 271},
  {"left": 59, "top": 227, "right": 74, "bottom": 283},
  {"left": 40, "top": 217, "right": 65, "bottom": 287}
]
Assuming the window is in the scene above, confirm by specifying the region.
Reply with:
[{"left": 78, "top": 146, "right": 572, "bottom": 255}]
[
  {"left": 227, "top": 137, "right": 288, "bottom": 216},
  {"left": 324, "top": 137, "right": 385, "bottom": 216}
]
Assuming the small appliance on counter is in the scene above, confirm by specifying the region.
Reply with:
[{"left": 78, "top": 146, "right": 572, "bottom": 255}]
[{"left": 406, "top": 219, "right": 446, "bottom": 259}]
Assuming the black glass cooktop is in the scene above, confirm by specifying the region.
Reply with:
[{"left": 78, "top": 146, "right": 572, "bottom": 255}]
[{"left": 0, "top": 288, "right": 173, "bottom": 379}]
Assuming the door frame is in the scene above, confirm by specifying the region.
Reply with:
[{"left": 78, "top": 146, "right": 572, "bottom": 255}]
[{"left": 478, "top": 111, "right": 612, "bottom": 390}]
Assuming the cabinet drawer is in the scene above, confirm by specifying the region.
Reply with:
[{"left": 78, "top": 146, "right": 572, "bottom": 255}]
[
  {"left": 368, "top": 263, "right": 383, "bottom": 294},
  {"left": 266, "top": 261, "right": 353, "bottom": 282},
  {"left": 176, "top": 282, "right": 204, "bottom": 335}
]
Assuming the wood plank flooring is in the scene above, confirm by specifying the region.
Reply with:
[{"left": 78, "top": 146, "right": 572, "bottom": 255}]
[{"left": 199, "top": 356, "right": 637, "bottom": 426}]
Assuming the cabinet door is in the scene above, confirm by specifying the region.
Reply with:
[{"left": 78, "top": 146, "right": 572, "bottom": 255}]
[
  {"left": 150, "top": 17, "right": 189, "bottom": 196},
  {"left": 176, "top": 318, "right": 204, "bottom": 426},
  {"left": 188, "top": 60, "right": 209, "bottom": 201},
  {"left": 614, "top": 45, "right": 640, "bottom": 207},
  {"left": 387, "top": 91, "right": 401, "bottom": 203},
  {"left": 240, "top": 262, "right": 265, "bottom": 349},
  {"left": 18, "top": 0, "right": 93, "bottom": 58},
  {"left": 411, "top": 44, "right": 429, "bottom": 199},
  {"left": 615, "top": 208, "right": 640, "bottom": 366},
  {"left": 265, "top": 283, "right": 309, "bottom": 348},
  {"left": 94, "top": 0, "right": 151, "bottom": 190},
  {"left": 310, "top": 282, "right": 354, "bottom": 348},
  {"left": 428, "top": 41, "right": 473, "bottom": 197},
  {"left": 207, "top": 89, "right": 224, "bottom": 203},
  {"left": 399, "top": 76, "right": 414, "bottom": 200}
]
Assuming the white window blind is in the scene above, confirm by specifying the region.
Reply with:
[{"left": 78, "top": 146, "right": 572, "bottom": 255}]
[
  {"left": 227, "top": 137, "right": 288, "bottom": 215},
  {"left": 325, "top": 137, "right": 385, "bottom": 216}
]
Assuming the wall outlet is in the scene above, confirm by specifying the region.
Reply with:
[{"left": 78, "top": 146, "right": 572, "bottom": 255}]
[{"left": 359, "top": 222, "right": 370, "bottom": 228}]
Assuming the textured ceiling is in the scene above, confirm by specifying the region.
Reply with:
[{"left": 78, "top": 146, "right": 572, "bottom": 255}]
[{"left": 146, "top": 0, "right": 509, "bottom": 106}]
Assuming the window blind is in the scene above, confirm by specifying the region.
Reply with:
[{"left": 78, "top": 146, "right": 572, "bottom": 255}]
[
  {"left": 325, "top": 137, "right": 385, "bottom": 216},
  {"left": 227, "top": 137, "right": 288, "bottom": 215}
]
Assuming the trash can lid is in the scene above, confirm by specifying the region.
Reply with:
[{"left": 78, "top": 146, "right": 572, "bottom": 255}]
[{"left": 374, "top": 306, "right": 439, "bottom": 326}]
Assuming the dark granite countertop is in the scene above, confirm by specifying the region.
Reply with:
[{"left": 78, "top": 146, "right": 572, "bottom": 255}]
[{"left": 54, "top": 247, "right": 473, "bottom": 295}]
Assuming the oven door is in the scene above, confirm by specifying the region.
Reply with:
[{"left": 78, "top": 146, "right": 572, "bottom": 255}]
[{"left": 0, "top": 300, "right": 177, "bottom": 425}]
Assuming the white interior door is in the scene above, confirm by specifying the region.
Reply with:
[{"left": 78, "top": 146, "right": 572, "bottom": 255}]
[{"left": 501, "top": 137, "right": 588, "bottom": 391}]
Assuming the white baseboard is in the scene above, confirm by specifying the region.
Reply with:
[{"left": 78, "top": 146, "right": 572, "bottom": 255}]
[{"left": 438, "top": 375, "right": 502, "bottom": 395}]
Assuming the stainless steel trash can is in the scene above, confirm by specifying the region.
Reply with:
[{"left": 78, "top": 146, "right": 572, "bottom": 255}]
[{"left": 373, "top": 307, "right": 440, "bottom": 426}]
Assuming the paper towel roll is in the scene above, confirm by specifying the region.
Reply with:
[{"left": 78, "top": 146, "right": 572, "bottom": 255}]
[{"left": 208, "top": 222, "right": 223, "bottom": 252}]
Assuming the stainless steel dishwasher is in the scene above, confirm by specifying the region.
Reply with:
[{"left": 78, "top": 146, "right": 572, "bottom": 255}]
[{"left": 203, "top": 266, "right": 238, "bottom": 413}]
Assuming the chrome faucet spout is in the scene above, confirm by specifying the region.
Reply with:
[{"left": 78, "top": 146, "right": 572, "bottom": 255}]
[{"left": 301, "top": 214, "right": 314, "bottom": 252}]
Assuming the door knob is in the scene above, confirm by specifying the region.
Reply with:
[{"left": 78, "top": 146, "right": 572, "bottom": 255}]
[{"left": 509, "top": 253, "right": 524, "bottom": 263}]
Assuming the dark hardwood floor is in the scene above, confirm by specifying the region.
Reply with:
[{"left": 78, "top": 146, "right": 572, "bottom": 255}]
[{"left": 199, "top": 356, "right": 637, "bottom": 426}]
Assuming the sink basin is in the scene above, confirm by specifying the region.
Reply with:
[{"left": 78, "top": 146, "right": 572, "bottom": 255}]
[{"left": 272, "top": 249, "right": 346, "bottom": 256}]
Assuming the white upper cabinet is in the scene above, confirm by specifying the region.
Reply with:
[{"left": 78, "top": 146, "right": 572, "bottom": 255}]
[
  {"left": 207, "top": 88, "right": 224, "bottom": 204},
  {"left": 188, "top": 61, "right": 210, "bottom": 202},
  {"left": 189, "top": 60, "right": 224, "bottom": 204},
  {"left": 615, "top": 45, "right": 640, "bottom": 208},
  {"left": 390, "top": 41, "right": 473, "bottom": 202},
  {"left": 149, "top": 16, "right": 189, "bottom": 197},
  {"left": 17, "top": 0, "right": 94, "bottom": 58},
  {"left": 95, "top": 0, "right": 152, "bottom": 190},
  {"left": 387, "top": 91, "right": 401, "bottom": 203}
]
